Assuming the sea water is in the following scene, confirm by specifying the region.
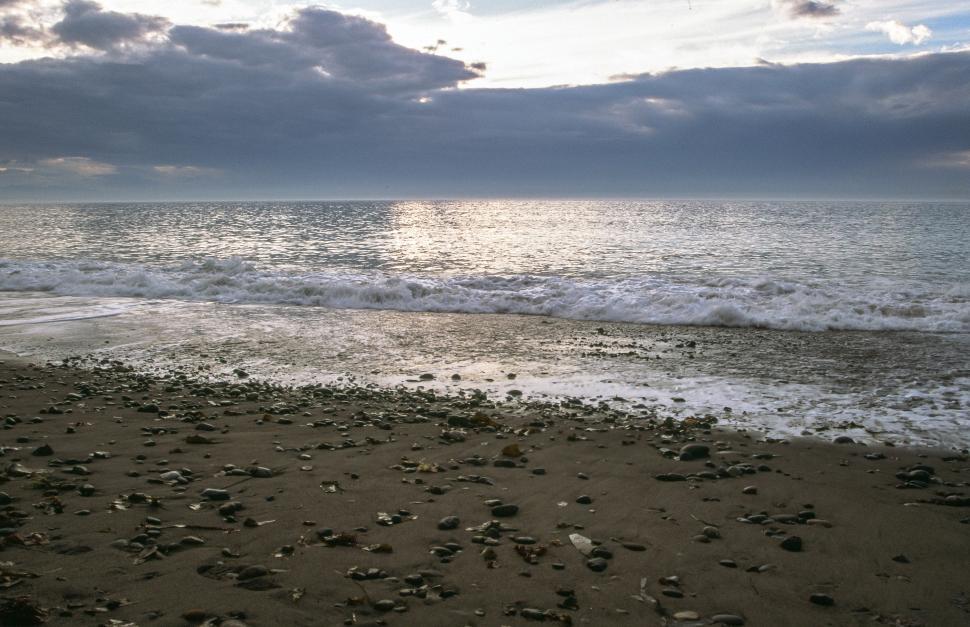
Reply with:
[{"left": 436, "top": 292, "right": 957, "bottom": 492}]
[{"left": 1, "top": 200, "right": 967, "bottom": 446}]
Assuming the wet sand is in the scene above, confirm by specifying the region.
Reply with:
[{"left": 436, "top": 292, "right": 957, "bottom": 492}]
[{"left": 1, "top": 354, "right": 969, "bottom": 626}]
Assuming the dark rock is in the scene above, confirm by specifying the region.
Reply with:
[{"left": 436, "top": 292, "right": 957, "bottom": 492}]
[
  {"left": 809, "top": 593, "right": 834, "bottom": 606},
  {"left": 590, "top": 546, "right": 612, "bottom": 559},
  {"left": 780, "top": 536, "right": 803, "bottom": 552},
  {"left": 491, "top": 504, "right": 519, "bottom": 517},
  {"left": 31, "top": 444, "right": 54, "bottom": 456},
  {"left": 711, "top": 614, "right": 745, "bottom": 625},
  {"left": 438, "top": 516, "right": 460, "bottom": 530},
  {"left": 679, "top": 443, "right": 710, "bottom": 460},
  {"left": 833, "top": 436, "right": 854, "bottom": 444},
  {"left": 237, "top": 565, "right": 269, "bottom": 580},
  {"left": 576, "top": 495, "right": 593, "bottom": 505},
  {"left": 520, "top": 608, "right": 545, "bottom": 620},
  {"left": 586, "top": 557, "right": 608, "bottom": 572},
  {"left": 201, "top": 488, "right": 230, "bottom": 500}
]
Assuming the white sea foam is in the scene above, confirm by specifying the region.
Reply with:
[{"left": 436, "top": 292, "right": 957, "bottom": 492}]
[{"left": 1, "top": 257, "right": 967, "bottom": 332}]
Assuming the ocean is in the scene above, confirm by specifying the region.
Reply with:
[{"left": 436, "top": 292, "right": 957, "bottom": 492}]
[{"left": 1, "top": 200, "right": 968, "bottom": 447}]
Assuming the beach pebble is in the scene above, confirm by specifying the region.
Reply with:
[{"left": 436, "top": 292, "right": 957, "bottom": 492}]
[
  {"left": 201, "top": 488, "right": 230, "bottom": 500},
  {"left": 576, "top": 495, "right": 593, "bottom": 504},
  {"left": 833, "top": 436, "right": 855, "bottom": 444},
  {"left": 711, "top": 614, "right": 745, "bottom": 625},
  {"left": 586, "top": 557, "right": 609, "bottom": 572},
  {"left": 809, "top": 593, "right": 834, "bottom": 606},
  {"left": 491, "top": 504, "right": 519, "bottom": 517},
  {"left": 780, "top": 536, "right": 803, "bottom": 552},
  {"left": 237, "top": 565, "right": 269, "bottom": 580},
  {"left": 680, "top": 443, "right": 710, "bottom": 460},
  {"left": 249, "top": 467, "right": 273, "bottom": 478},
  {"left": 742, "top": 485, "right": 758, "bottom": 494},
  {"left": 182, "top": 609, "right": 209, "bottom": 622},
  {"left": 31, "top": 443, "right": 54, "bottom": 456},
  {"left": 437, "top": 516, "right": 460, "bottom": 530}
]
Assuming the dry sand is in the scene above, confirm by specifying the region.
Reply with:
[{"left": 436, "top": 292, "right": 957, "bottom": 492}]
[{"left": 1, "top": 355, "right": 969, "bottom": 626}]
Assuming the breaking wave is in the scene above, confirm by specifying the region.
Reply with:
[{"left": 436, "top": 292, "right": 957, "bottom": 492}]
[{"left": 1, "top": 257, "right": 967, "bottom": 333}]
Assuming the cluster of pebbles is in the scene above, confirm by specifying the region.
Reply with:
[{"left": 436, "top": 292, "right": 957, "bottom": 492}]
[{"left": 0, "top": 356, "right": 968, "bottom": 626}]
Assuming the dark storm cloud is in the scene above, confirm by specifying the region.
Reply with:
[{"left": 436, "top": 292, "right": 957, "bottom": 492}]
[
  {"left": 0, "top": 5, "right": 967, "bottom": 200},
  {"left": 168, "top": 8, "right": 474, "bottom": 90},
  {"left": 52, "top": 0, "right": 170, "bottom": 50},
  {"left": 776, "top": 0, "right": 840, "bottom": 19}
]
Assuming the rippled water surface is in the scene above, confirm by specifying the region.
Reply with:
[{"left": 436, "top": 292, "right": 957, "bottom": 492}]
[{"left": 1, "top": 200, "right": 967, "bottom": 331}]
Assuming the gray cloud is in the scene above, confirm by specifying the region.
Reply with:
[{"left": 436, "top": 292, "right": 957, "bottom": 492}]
[
  {"left": 0, "top": 6, "right": 967, "bottom": 200},
  {"left": 0, "top": 14, "right": 43, "bottom": 45},
  {"left": 775, "top": 0, "right": 840, "bottom": 19},
  {"left": 52, "top": 0, "right": 169, "bottom": 50},
  {"left": 169, "top": 8, "right": 474, "bottom": 91}
]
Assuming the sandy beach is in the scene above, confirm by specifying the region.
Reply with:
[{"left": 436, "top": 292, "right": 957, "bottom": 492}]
[{"left": 1, "top": 354, "right": 968, "bottom": 626}]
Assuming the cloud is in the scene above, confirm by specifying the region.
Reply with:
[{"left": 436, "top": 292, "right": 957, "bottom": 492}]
[
  {"left": 0, "top": 5, "right": 968, "bottom": 199},
  {"left": 432, "top": 0, "right": 471, "bottom": 19},
  {"left": 922, "top": 150, "right": 970, "bottom": 169},
  {"left": 52, "top": 0, "right": 170, "bottom": 50},
  {"left": 39, "top": 157, "right": 117, "bottom": 176},
  {"left": 773, "top": 0, "right": 840, "bottom": 19},
  {"left": 152, "top": 165, "right": 221, "bottom": 177},
  {"left": 168, "top": 7, "right": 475, "bottom": 91},
  {"left": 866, "top": 20, "right": 932, "bottom": 46},
  {"left": 0, "top": 15, "right": 43, "bottom": 46},
  {"left": 0, "top": 160, "right": 33, "bottom": 174}
]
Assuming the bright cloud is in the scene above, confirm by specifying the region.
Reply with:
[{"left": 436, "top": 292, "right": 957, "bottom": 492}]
[
  {"left": 866, "top": 19, "right": 933, "bottom": 45},
  {"left": 152, "top": 165, "right": 221, "bottom": 176},
  {"left": 431, "top": 0, "right": 470, "bottom": 19},
  {"left": 39, "top": 157, "right": 118, "bottom": 176}
]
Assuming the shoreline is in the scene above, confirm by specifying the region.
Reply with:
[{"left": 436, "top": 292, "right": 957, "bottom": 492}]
[{"left": 1, "top": 356, "right": 969, "bottom": 625}]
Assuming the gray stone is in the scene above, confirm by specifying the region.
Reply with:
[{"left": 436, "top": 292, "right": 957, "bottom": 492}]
[{"left": 201, "top": 488, "right": 230, "bottom": 500}]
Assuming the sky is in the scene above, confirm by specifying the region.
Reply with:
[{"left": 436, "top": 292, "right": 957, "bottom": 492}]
[{"left": 0, "top": 0, "right": 968, "bottom": 200}]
